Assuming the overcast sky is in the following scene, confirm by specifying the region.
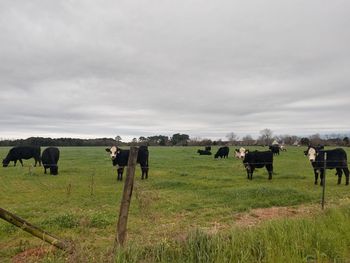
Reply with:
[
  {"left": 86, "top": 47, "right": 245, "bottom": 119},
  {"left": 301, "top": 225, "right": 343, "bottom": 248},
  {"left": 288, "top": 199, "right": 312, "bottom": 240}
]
[{"left": 0, "top": 1, "right": 349, "bottom": 141}]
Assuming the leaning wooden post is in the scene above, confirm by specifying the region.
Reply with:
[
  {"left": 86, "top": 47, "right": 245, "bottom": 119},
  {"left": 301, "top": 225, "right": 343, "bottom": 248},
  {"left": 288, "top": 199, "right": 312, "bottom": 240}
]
[
  {"left": 321, "top": 152, "right": 327, "bottom": 210},
  {"left": 0, "top": 207, "right": 70, "bottom": 251},
  {"left": 114, "top": 146, "right": 139, "bottom": 249}
]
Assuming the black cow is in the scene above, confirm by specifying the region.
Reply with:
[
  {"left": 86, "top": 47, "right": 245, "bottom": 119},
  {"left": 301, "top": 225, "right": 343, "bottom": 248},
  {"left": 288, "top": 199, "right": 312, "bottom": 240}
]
[
  {"left": 214, "top": 146, "right": 229, "bottom": 159},
  {"left": 243, "top": 150, "right": 273, "bottom": 180},
  {"left": 2, "top": 146, "right": 41, "bottom": 167},
  {"left": 42, "top": 147, "right": 60, "bottom": 175},
  {"left": 304, "top": 146, "right": 349, "bottom": 185},
  {"left": 269, "top": 145, "right": 280, "bottom": 155},
  {"left": 197, "top": 149, "right": 212, "bottom": 155},
  {"left": 205, "top": 146, "right": 211, "bottom": 151},
  {"left": 105, "top": 146, "right": 149, "bottom": 181}
]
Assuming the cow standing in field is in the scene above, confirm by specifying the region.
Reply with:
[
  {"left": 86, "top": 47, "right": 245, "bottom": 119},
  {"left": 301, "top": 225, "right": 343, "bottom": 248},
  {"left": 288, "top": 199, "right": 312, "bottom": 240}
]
[
  {"left": 106, "top": 145, "right": 149, "bottom": 180},
  {"left": 304, "top": 146, "right": 349, "bottom": 185},
  {"left": 42, "top": 147, "right": 60, "bottom": 175},
  {"left": 2, "top": 146, "right": 41, "bottom": 167},
  {"left": 214, "top": 146, "right": 229, "bottom": 159},
  {"left": 242, "top": 150, "right": 274, "bottom": 180},
  {"left": 269, "top": 145, "right": 280, "bottom": 155},
  {"left": 279, "top": 145, "right": 287, "bottom": 152}
]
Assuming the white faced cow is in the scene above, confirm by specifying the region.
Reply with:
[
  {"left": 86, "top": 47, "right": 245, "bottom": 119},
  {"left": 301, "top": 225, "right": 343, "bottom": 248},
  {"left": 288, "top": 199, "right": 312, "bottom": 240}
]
[
  {"left": 304, "top": 146, "right": 349, "bottom": 185},
  {"left": 105, "top": 146, "right": 149, "bottom": 181},
  {"left": 234, "top": 147, "right": 246, "bottom": 159}
]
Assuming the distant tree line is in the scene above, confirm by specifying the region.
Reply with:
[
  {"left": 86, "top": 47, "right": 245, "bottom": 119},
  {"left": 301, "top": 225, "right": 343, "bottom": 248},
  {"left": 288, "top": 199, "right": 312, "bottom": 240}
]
[
  {"left": 0, "top": 137, "right": 117, "bottom": 147},
  {"left": 0, "top": 131, "right": 349, "bottom": 147}
]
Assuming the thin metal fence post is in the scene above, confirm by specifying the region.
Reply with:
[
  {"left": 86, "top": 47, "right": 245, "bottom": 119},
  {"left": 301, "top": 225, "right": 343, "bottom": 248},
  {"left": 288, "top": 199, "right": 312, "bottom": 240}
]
[{"left": 321, "top": 152, "right": 327, "bottom": 210}]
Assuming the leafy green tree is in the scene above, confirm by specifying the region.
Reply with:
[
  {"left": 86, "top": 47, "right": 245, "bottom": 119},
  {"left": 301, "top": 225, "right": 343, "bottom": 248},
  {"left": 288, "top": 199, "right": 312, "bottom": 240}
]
[{"left": 171, "top": 133, "right": 189, "bottom": 146}]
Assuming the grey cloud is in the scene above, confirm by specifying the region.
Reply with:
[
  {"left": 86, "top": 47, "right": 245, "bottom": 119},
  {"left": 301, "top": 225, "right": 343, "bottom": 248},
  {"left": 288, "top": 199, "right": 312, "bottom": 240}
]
[{"left": 0, "top": 0, "right": 350, "bottom": 140}]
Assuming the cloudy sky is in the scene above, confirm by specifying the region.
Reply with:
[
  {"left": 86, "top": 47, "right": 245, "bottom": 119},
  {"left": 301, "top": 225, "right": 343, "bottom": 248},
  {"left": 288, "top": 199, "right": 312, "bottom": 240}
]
[{"left": 0, "top": 1, "right": 349, "bottom": 141}]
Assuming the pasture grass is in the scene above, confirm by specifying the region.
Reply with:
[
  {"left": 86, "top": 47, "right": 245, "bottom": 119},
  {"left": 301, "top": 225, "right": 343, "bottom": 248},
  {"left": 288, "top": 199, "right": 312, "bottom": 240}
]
[
  {"left": 1, "top": 146, "right": 350, "bottom": 262},
  {"left": 123, "top": 205, "right": 350, "bottom": 263}
]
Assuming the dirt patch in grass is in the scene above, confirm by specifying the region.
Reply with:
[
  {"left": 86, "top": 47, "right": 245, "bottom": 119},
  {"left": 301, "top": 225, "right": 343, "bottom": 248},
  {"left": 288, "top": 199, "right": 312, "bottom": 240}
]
[
  {"left": 234, "top": 205, "right": 317, "bottom": 228},
  {"left": 12, "top": 247, "right": 53, "bottom": 263}
]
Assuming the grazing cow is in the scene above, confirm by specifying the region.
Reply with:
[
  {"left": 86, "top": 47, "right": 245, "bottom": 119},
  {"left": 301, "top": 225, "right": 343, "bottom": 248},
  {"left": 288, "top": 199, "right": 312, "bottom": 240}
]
[
  {"left": 214, "top": 146, "right": 229, "bottom": 159},
  {"left": 243, "top": 150, "right": 273, "bottom": 180},
  {"left": 41, "top": 147, "right": 60, "bottom": 175},
  {"left": 234, "top": 147, "right": 246, "bottom": 159},
  {"left": 2, "top": 146, "right": 41, "bottom": 167},
  {"left": 269, "top": 145, "right": 280, "bottom": 155},
  {"left": 304, "top": 146, "right": 349, "bottom": 185},
  {"left": 279, "top": 145, "right": 287, "bottom": 152},
  {"left": 197, "top": 149, "right": 212, "bottom": 155},
  {"left": 105, "top": 146, "right": 149, "bottom": 181}
]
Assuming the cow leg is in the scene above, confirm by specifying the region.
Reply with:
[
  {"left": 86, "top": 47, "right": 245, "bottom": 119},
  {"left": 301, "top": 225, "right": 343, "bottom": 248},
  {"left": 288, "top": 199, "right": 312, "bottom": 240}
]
[
  {"left": 266, "top": 164, "right": 273, "bottom": 180},
  {"left": 19, "top": 159, "right": 23, "bottom": 166},
  {"left": 117, "top": 167, "right": 124, "bottom": 181},
  {"left": 314, "top": 169, "right": 319, "bottom": 185},
  {"left": 249, "top": 168, "right": 255, "bottom": 180},
  {"left": 245, "top": 166, "right": 252, "bottom": 180},
  {"left": 344, "top": 168, "right": 350, "bottom": 185},
  {"left": 336, "top": 168, "right": 343, "bottom": 185},
  {"left": 13, "top": 159, "right": 17, "bottom": 166},
  {"left": 44, "top": 167, "right": 47, "bottom": 174},
  {"left": 141, "top": 165, "right": 149, "bottom": 180}
]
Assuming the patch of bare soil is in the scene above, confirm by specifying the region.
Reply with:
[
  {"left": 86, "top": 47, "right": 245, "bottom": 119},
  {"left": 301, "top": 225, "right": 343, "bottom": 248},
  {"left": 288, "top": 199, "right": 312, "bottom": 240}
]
[
  {"left": 12, "top": 247, "right": 54, "bottom": 263},
  {"left": 234, "top": 205, "right": 317, "bottom": 228}
]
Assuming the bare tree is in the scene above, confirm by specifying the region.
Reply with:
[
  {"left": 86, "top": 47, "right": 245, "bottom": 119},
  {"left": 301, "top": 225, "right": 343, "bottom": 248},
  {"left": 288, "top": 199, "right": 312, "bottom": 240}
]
[
  {"left": 115, "top": 135, "right": 122, "bottom": 146},
  {"left": 259, "top": 128, "right": 273, "bottom": 145},
  {"left": 242, "top": 134, "right": 255, "bottom": 146},
  {"left": 226, "top": 132, "right": 238, "bottom": 146},
  {"left": 309, "top": 133, "right": 323, "bottom": 146}
]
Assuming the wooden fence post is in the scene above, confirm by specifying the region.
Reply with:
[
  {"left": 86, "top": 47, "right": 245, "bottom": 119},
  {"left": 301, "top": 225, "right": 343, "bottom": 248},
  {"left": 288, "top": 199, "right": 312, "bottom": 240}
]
[
  {"left": 0, "top": 207, "right": 70, "bottom": 251},
  {"left": 114, "top": 146, "right": 139, "bottom": 249}
]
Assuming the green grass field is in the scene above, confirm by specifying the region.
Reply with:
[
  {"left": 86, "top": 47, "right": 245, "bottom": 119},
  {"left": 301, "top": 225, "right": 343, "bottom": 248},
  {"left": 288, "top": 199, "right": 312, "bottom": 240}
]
[{"left": 1, "top": 146, "right": 350, "bottom": 262}]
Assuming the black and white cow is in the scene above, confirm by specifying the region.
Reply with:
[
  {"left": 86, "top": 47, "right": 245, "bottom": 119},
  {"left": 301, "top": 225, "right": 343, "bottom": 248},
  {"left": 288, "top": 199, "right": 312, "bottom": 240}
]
[
  {"left": 197, "top": 149, "right": 212, "bottom": 155},
  {"left": 279, "top": 145, "right": 287, "bottom": 152},
  {"left": 2, "top": 146, "right": 41, "bottom": 167},
  {"left": 105, "top": 146, "right": 149, "bottom": 181},
  {"left": 269, "top": 145, "right": 280, "bottom": 155},
  {"left": 41, "top": 147, "right": 60, "bottom": 175},
  {"left": 214, "top": 146, "right": 229, "bottom": 159},
  {"left": 242, "top": 150, "right": 273, "bottom": 180},
  {"left": 304, "top": 146, "right": 349, "bottom": 185},
  {"left": 234, "top": 147, "right": 246, "bottom": 159}
]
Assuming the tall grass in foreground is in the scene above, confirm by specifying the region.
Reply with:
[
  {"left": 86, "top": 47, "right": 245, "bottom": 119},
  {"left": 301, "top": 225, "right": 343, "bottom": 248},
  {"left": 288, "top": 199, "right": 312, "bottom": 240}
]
[{"left": 114, "top": 205, "right": 350, "bottom": 263}]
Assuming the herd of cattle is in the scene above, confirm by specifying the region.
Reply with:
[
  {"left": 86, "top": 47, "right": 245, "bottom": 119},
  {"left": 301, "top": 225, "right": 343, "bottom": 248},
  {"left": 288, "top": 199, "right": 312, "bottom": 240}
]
[
  {"left": 2, "top": 144, "right": 349, "bottom": 185},
  {"left": 2, "top": 146, "right": 60, "bottom": 175}
]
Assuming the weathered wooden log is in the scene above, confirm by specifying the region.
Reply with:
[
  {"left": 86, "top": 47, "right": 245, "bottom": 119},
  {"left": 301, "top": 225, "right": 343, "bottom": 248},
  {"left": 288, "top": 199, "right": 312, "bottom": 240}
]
[
  {"left": 0, "top": 207, "right": 70, "bottom": 251},
  {"left": 115, "top": 146, "right": 139, "bottom": 248}
]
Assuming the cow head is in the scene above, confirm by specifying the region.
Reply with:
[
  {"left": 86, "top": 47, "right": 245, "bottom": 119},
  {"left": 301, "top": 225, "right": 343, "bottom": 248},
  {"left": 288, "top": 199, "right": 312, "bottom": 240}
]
[
  {"left": 234, "top": 147, "right": 246, "bottom": 159},
  {"left": 105, "top": 146, "right": 119, "bottom": 160},
  {"left": 50, "top": 165, "right": 58, "bottom": 175},
  {"left": 305, "top": 146, "right": 317, "bottom": 162},
  {"left": 2, "top": 158, "right": 9, "bottom": 167}
]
